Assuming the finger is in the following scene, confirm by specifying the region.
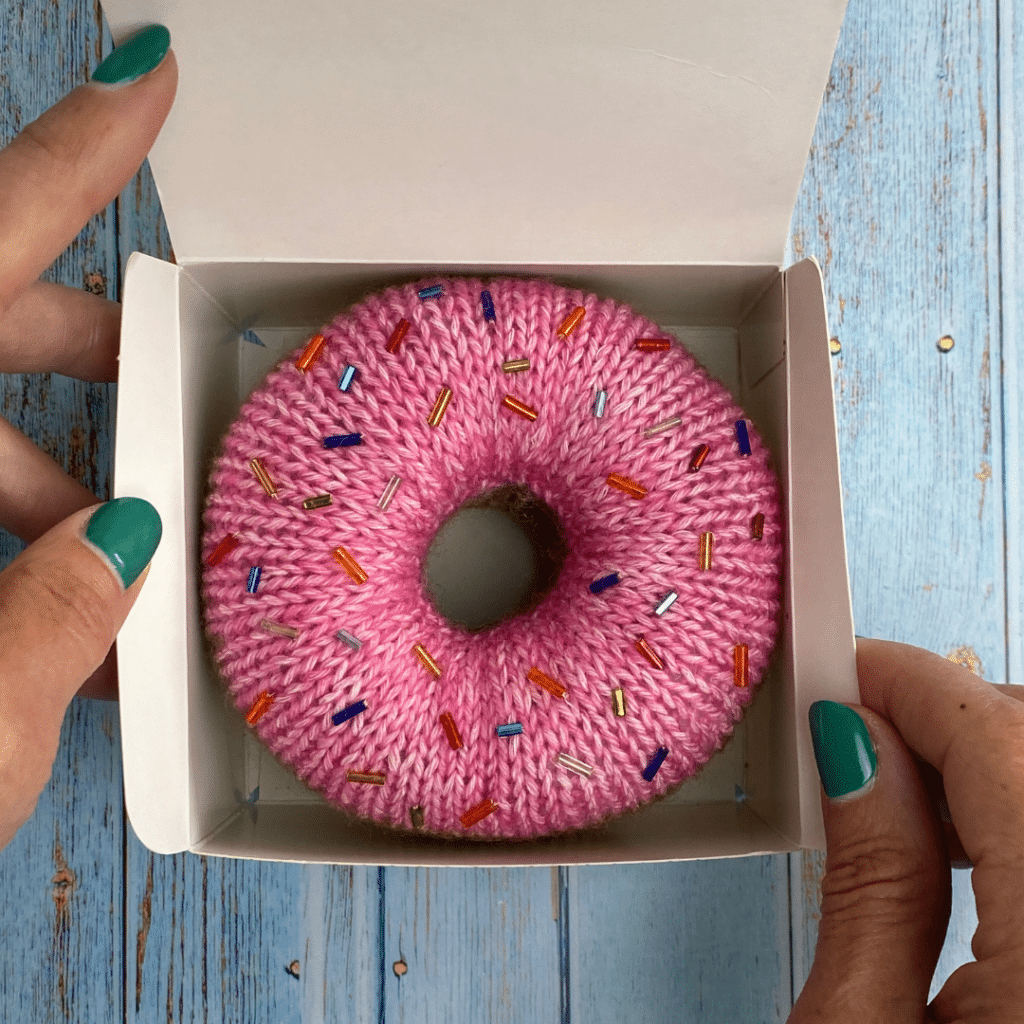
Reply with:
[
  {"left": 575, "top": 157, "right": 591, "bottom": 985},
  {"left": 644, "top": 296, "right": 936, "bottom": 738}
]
[
  {"left": 0, "top": 280, "right": 119, "bottom": 381},
  {"left": 0, "top": 498, "right": 161, "bottom": 849},
  {"left": 856, "top": 639, "right": 1024, "bottom": 959},
  {"left": 0, "top": 28, "right": 177, "bottom": 318},
  {"left": 0, "top": 414, "right": 98, "bottom": 543},
  {"left": 790, "top": 701, "right": 950, "bottom": 1022}
]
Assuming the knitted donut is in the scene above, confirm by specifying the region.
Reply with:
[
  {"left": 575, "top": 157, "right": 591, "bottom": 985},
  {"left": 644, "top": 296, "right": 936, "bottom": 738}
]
[{"left": 201, "top": 277, "right": 783, "bottom": 840}]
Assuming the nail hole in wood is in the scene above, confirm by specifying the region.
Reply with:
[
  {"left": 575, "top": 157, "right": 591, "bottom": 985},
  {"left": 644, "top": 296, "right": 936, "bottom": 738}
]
[
  {"left": 393, "top": 959, "right": 408, "bottom": 977},
  {"left": 286, "top": 960, "right": 300, "bottom": 978},
  {"left": 829, "top": 337, "right": 841, "bottom": 355},
  {"left": 937, "top": 335, "right": 955, "bottom": 352}
]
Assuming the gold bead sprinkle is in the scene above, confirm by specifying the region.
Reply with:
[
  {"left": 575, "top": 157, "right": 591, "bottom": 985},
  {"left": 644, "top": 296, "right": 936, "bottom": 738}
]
[
  {"left": 611, "top": 687, "right": 627, "bottom": 717},
  {"left": 502, "top": 358, "right": 530, "bottom": 373},
  {"left": 427, "top": 386, "right": 453, "bottom": 427},
  {"left": 302, "top": 493, "right": 332, "bottom": 510},
  {"left": 332, "top": 545, "right": 368, "bottom": 584},
  {"left": 606, "top": 473, "right": 648, "bottom": 500},
  {"left": 501, "top": 395, "right": 538, "bottom": 421},
  {"left": 734, "top": 644, "right": 749, "bottom": 688},
  {"left": 249, "top": 457, "right": 278, "bottom": 499},
  {"left": 642, "top": 416, "right": 682, "bottom": 439},
  {"left": 699, "top": 532, "right": 714, "bottom": 571},
  {"left": 557, "top": 306, "right": 586, "bottom": 338},
  {"left": 752, "top": 512, "right": 765, "bottom": 540},
  {"left": 413, "top": 643, "right": 442, "bottom": 677},
  {"left": 260, "top": 619, "right": 299, "bottom": 639},
  {"left": 347, "top": 770, "right": 386, "bottom": 786}
]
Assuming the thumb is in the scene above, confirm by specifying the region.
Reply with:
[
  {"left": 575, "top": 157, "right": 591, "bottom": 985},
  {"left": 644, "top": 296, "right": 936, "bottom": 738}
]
[
  {"left": 0, "top": 497, "right": 161, "bottom": 849},
  {"left": 790, "top": 701, "right": 951, "bottom": 1023}
]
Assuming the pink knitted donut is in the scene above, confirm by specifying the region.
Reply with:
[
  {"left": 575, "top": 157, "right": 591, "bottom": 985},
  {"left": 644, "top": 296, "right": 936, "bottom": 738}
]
[{"left": 201, "top": 277, "right": 783, "bottom": 840}]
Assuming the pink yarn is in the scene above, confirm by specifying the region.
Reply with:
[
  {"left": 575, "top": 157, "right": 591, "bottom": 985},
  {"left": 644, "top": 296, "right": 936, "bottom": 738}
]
[{"left": 201, "top": 277, "right": 783, "bottom": 840}]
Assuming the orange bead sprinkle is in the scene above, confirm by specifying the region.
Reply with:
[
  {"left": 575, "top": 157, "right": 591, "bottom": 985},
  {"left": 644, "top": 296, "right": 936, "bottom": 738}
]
[
  {"left": 347, "top": 771, "right": 387, "bottom": 786},
  {"left": 500, "top": 395, "right": 539, "bottom": 421},
  {"left": 556, "top": 306, "right": 586, "bottom": 338},
  {"left": 606, "top": 473, "right": 648, "bottom": 500},
  {"left": 689, "top": 444, "right": 710, "bottom": 472},
  {"left": 427, "top": 386, "right": 453, "bottom": 427},
  {"left": 699, "top": 531, "right": 714, "bottom": 571},
  {"left": 734, "top": 644, "right": 750, "bottom": 688},
  {"left": 634, "top": 338, "right": 671, "bottom": 352},
  {"left": 633, "top": 635, "right": 665, "bottom": 671},
  {"left": 752, "top": 512, "right": 765, "bottom": 540},
  {"left": 386, "top": 318, "right": 410, "bottom": 354},
  {"left": 413, "top": 643, "right": 442, "bottom": 677},
  {"left": 245, "top": 691, "right": 274, "bottom": 726},
  {"left": 332, "top": 545, "right": 368, "bottom": 584},
  {"left": 206, "top": 534, "right": 239, "bottom": 566},
  {"left": 439, "top": 712, "right": 464, "bottom": 750},
  {"left": 295, "top": 333, "right": 326, "bottom": 372},
  {"left": 526, "top": 666, "right": 567, "bottom": 699},
  {"left": 460, "top": 798, "right": 499, "bottom": 829}
]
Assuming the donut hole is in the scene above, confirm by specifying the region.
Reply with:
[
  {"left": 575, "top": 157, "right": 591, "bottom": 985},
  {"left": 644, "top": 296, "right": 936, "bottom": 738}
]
[{"left": 422, "top": 484, "right": 568, "bottom": 631}]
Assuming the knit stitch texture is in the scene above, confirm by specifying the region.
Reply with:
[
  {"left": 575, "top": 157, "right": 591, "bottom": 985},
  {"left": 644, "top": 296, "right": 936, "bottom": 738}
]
[{"left": 201, "top": 277, "right": 783, "bottom": 840}]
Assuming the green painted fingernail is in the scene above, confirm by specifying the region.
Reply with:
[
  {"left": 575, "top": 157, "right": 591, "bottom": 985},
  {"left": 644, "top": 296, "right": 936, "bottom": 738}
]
[
  {"left": 85, "top": 498, "right": 162, "bottom": 589},
  {"left": 90, "top": 25, "right": 170, "bottom": 86},
  {"left": 808, "top": 701, "right": 877, "bottom": 799}
]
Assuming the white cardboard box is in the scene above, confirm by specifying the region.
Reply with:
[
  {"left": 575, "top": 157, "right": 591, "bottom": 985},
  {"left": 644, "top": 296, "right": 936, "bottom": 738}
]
[{"left": 107, "top": 0, "right": 858, "bottom": 865}]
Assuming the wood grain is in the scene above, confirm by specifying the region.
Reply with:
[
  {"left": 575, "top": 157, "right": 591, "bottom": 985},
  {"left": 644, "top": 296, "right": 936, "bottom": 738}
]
[
  {"left": 0, "top": 0, "right": 1003, "bottom": 1019},
  {"left": 786, "top": 0, "right": 997, "bottom": 999},
  {"left": 0, "top": 5, "right": 124, "bottom": 1023},
  {"left": 382, "top": 867, "right": 562, "bottom": 1023}
]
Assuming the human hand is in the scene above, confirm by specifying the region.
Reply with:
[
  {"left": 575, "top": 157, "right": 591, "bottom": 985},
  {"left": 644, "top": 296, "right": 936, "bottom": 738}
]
[
  {"left": 789, "top": 638, "right": 1024, "bottom": 1022},
  {"left": 0, "top": 26, "right": 177, "bottom": 850}
]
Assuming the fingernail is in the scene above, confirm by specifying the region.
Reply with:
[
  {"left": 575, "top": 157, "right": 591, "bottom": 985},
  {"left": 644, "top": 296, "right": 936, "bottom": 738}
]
[
  {"left": 90, "top": 25, "right": 171, "bottom": 86},
  {"left": 85, "top": 497, "right": 163, "bottom": 589},
  {"left": 808, "top": 700, "right": 877, "bottom": 799}
]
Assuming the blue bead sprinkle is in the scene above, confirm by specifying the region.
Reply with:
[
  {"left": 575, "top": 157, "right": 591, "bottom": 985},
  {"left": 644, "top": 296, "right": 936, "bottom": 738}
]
[
  {"left": 323, "top": 433, "right": 362, "bottom": 448},
  {"left": 338, "top": 364, "right": 357, "bottom": 391},
  {"left": 736, "top": 419, "right": 752, "bottom": 456},
  {"left": 589, "top": 572, "right": 620, "bottom": 595},
  {"left": 332, "top": 699, "right": 368, "bottom": 727},
  {"left": 496, "top": 723, "right": 524, "bottom": 737},
  {"left": 418, "top": 284, "right": 444, "bottom": 300},
  {"left": 641, "top": 746, "right": 669, "bottom": 781},
  {"left": 246, "top": 566, "right": 262, "bottom": 594},
  {"left": 481, "top": 290, "right": 496, "bottom": 322}
]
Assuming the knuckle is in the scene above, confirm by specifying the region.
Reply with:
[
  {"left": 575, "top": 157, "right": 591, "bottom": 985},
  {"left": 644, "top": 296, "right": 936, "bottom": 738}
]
[
  {"left": 0, "top": 557, "right": 114, "bottom": 673},
  {"left": 15, "top": 115, "right": 91, "bottom": 191},
  {"left": 821, "top": 837, "right": 937, "bottom": 923}
]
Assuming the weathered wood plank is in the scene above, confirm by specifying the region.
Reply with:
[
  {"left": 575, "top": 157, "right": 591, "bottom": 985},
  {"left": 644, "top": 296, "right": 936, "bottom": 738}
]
[
  {"left": 125, "top": 847, "right": 380, "bottom": 1023},
  {"left": 0, "top": 4, "right": 125, "bottom": 1023},
  {"left": 569, "top": 858, "right": 792, "bottom": 1023},
  {"left": 382, "top": 867, "right": 562, "bottom": 1024},
  {"left": 786, "top": 0, "right": 999, "bottom": 1000}
]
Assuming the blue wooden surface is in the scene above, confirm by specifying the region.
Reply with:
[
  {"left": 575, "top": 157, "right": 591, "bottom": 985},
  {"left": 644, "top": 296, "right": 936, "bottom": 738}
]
[{"left": 0, "top": 0, "right": 1002, "bottom": 1018}]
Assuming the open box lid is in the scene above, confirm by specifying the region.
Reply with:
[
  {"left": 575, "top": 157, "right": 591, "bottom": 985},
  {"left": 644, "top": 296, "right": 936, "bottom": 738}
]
[{"left": 99, "top": 0, "right": 847, "bottom": 266}]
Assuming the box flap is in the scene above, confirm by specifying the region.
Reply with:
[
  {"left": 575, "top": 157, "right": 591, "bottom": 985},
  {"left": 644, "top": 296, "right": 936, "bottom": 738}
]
[{"left": 100, "top": 0, "right": 847, "bottom": 266}]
